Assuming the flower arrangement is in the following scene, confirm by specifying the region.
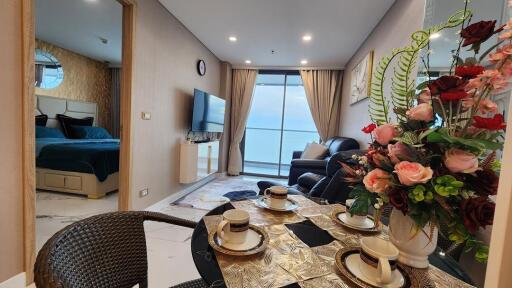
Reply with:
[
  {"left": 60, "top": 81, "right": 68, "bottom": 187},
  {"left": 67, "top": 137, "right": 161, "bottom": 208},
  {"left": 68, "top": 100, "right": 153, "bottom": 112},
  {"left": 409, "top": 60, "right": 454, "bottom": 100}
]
[{"left": 347, "top": 6, "right": 510, "bottom": 263}]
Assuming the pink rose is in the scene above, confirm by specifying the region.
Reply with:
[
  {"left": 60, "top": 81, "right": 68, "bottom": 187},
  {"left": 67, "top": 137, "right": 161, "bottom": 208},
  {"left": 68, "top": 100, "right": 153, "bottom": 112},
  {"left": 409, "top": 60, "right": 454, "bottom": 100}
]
[
  {"left": 444, "top": 149, "right": 479, "bottom": 173},
  {"left": 499, "top": 30, "right": 512, "bottom": 40},
  {"left": 489, "top": 51, "right": 506, "bottom": 63},
  {"left": 418, "top": 89, "right": 432, "bottom": 104},
  {"left": 478, "top": 99, "right": 498, "bottom": 114},
  {"left": 363, "top": 168, "right": 393, "bottom": 193},
  {"left": 372, "top": 124, "right": 398, "bottom": 146},
  {"left": 406, "top": 103, "right": 434, "bottom": 121},
  {"left": 465, "top": 77, "right": 485, "bottom": 92},
  {"left": 394, "top": 161, "right": 433, "bottom": 186},
  {"left": 387, "top": 142, "right": 415, "bottom": 164}
]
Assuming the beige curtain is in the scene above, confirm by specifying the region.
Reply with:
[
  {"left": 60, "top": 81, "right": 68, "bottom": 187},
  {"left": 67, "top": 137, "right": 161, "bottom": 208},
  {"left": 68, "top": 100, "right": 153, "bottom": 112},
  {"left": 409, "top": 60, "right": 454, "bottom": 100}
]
[
  {"left": 227, "top": 69, "right": 258, "bottom": 175},
  {"left": 300, "top": 70, "right": 343, "bottom": 142}
]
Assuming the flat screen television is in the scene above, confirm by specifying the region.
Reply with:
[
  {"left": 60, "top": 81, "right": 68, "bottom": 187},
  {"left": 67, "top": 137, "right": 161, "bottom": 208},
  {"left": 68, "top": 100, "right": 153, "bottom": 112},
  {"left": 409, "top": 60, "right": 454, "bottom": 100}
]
[{"left": 191, "top": 89, "right": 226, "bottom": 133}]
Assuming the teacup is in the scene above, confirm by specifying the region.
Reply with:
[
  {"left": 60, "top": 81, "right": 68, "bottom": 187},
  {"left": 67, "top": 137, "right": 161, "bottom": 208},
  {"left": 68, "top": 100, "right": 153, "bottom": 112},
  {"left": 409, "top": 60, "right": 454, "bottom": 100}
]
[
  {"left": 264, "top": 186, "right": 288, "bottom": 209},
  {"left": 359, "top": 237, "right": 399, "bottom": 285},
  {"left": 217, "top": 209, "right": 250, "bottom": 244},
  {"left": 345, "top": 199, "right": 367, "bottom": 227}
]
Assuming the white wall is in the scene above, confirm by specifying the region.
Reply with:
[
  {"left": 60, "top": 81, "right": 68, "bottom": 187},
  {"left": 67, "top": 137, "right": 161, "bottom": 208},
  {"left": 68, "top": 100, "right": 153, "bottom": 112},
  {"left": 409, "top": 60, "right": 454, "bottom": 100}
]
[
  {"left": 130, "top": 0, "right": 221, "bottom": 209},
  {"left": 339, "top": 0, "right": 426, "bottom": 147}
]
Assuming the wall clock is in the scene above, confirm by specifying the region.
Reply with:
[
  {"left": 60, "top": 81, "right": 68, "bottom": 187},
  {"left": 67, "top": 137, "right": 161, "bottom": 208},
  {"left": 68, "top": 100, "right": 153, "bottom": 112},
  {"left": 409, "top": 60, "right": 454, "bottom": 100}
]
[
  {"left": 350, "top": 50, "right": 374, "bottom": 104},
  {"left": 197, "top": 60, "right": 206, "bottom": 76}
]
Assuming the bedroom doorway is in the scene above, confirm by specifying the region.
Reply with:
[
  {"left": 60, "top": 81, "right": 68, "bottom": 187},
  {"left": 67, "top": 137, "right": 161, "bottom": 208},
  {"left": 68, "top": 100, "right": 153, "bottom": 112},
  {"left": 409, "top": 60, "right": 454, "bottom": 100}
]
[{"left": 21, "top": 0, "right": 135, "bottom": 283}]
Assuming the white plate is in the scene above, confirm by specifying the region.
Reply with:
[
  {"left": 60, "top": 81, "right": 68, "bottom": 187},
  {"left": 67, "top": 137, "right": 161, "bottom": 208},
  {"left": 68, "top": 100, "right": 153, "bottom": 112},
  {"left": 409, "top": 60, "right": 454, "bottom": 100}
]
[
  {"left": 255, "top": 196, "right": 299, "bottom": 212},
  {"left": 215, "top": 227, "right": 264, "bottom": 251},
  {"left": 345, "top": 253, "right": 405, "bottom": 288},
  {"left": 338, "top": 212, "right": 375, "bottom": 230}
]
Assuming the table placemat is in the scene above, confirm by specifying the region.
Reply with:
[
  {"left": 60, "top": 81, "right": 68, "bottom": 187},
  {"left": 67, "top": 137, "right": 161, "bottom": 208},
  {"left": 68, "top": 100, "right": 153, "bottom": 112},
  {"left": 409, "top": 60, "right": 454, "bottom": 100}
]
[{"left": 203, "top": 195, "right": 474, "bottom": 288}]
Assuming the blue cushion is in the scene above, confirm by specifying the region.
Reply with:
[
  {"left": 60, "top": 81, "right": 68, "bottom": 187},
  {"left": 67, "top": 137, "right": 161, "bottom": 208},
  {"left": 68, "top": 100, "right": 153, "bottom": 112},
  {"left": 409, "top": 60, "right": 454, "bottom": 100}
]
[
  {"left": 36, "top": 127, "right": 65, "bottom": 138},
  {"left": 70, "top": 125, "right": 113, "bottom": 139}
]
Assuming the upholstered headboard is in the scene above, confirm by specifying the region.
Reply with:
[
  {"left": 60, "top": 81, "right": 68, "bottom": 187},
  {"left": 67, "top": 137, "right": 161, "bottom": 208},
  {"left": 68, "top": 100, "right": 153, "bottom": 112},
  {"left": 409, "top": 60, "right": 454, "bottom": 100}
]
[{"left": 35, "top": 95, "right": 98, "bottom": 129}]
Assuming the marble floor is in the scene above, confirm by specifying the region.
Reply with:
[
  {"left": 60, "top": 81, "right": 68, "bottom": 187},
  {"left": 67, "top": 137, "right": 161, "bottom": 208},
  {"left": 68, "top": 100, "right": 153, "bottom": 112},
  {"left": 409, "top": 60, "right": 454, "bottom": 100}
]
[{"left": 35, "top": 175, "right": 284, "bottom": 287}]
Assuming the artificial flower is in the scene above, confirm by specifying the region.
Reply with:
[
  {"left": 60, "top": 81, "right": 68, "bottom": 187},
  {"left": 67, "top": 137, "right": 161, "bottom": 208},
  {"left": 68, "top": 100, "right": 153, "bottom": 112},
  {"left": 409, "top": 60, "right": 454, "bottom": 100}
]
[
  {"left": 418, "top": 89, "right": 432, "bottom": 104},
  {"left": 478, "top": 99, "right": 498, "bottom": 114},
  {"left": 444, "top": 149, "right": 479, "bottom": 174},
  {"left": 489, "top": 50, "right": 507, "bottom": 63},
  {"left": 461, "top": 20, "right": 503, "bottom": 47},
  {"left": 455, "top": 65, "right": 485, "bottom": 79},
  {"left": 373, "top": 124, "right": 399, "bottom": 146},
  {"left": 361, "top": 123, "right": 377, "bottom": 134},
  {"left": 394, "top": 161, "right": 433, "bottom": 186},
  {"left": 387, "top": 142, "right": 415, "bottom": 164},
  {"left": 461, "top": 97, "right": 475, "bottom": 110},
  {"left": 460, "top": 197, "right": 495, "bottom": 234},
  {"left": 499, "top": 30, "right": 512, "bottom": 40},
  {"left": 362, "top": 168, "right": 393, "bottom": 193},
  {"left": 406, "top": 103, "right": 434, "bottom": 121},
  {"left": 472, "top": 114, "right": 507, "bottom": 130},
  {"left": 428, "top": 75, "right": 468, "bottom": 102},
  {"left": 465, "top": 77, "right": 485, "bottom": 92}
]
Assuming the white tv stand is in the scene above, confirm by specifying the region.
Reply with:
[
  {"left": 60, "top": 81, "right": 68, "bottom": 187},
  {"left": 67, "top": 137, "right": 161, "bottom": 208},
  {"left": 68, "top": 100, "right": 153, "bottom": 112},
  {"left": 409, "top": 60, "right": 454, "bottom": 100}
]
[{"left": 179, "top": 141, "right": 219, "bottom": 184}]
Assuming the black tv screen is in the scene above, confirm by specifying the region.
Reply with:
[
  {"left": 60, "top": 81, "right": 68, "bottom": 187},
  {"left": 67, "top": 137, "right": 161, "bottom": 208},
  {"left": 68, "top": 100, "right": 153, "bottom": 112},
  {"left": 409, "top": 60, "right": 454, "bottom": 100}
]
[{"left": 191, "top": 89, "right": 226, "bottom": 132}]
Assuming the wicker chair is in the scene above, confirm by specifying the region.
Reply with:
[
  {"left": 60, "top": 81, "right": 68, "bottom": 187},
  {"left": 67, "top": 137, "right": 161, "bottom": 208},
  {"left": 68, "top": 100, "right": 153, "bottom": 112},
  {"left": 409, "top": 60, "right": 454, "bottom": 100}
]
[{"left": 34, "top": 211, "right": 208, "bottom": 288}]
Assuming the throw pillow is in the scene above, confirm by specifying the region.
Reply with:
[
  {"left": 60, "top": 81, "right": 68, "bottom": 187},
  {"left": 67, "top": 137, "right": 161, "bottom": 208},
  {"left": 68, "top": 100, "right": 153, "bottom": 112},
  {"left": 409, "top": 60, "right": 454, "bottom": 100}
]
[
  {"left": 70, "top": 125, "right": 113, "bottom": 139},
  {"left": 56, "top": 114, "right": 94, "bottom": 138},
  {"left": 35, "top": 114, "right": 48, "bottom": 126},
  {"left": 36, "top": 126, "right": 65, "bottom": 138},
  {"left": 301, "top": 142, "right": 328, "bottom": 159}
]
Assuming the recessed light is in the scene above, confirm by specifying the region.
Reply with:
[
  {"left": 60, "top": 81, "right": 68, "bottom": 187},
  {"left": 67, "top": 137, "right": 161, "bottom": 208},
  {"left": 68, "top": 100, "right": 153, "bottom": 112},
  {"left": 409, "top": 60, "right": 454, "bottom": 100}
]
[
  {"left": 301, "top": 59, "right": 308, "bottom": 65},
  {"left": 302, "top": 34, "right": 312, "bottom": 42},
  {"left": 245, "top": 60, "right": 252, "bottom": 64},
  {"left": 228, "top": 36, "right": 237, "bottom": 42},
  {"left": 429, "top": 32, "right": 441, "bottom": 40}
]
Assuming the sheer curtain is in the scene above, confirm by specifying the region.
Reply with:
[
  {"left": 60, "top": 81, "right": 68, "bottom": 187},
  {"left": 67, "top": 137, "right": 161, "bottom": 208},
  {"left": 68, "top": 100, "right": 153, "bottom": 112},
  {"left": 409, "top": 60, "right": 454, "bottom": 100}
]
[
  {"left": 227, "top": 69, "right": 258, "bottom": 175},
  {"left": 300, "top": 70, "right": 343, "bottom": 142}
]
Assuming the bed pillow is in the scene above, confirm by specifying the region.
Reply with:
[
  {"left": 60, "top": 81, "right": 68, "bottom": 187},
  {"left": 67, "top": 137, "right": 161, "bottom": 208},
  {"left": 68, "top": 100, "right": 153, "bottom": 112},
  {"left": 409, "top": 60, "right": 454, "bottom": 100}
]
[
  {"left": 301, "top": 142, "right": 328, "bottom": 159},
  {"left": 36, "top": 126, "right": 65, "bottom": 138},
  {"left": 56, "top": 114, "right": 94, "bottom": 138},
  {"left": 35, "top": 114, "right": 48, "bottom": 126},
  {"left": 70, "top": 125, "right": 113, "bottom": 139}
]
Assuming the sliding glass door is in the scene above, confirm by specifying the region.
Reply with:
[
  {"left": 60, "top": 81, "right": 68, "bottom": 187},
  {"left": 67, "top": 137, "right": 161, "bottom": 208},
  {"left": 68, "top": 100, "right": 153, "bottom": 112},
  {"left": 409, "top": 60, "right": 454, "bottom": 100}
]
[{"left": 243, "top": 71, "right": 319, "bottom": 177}]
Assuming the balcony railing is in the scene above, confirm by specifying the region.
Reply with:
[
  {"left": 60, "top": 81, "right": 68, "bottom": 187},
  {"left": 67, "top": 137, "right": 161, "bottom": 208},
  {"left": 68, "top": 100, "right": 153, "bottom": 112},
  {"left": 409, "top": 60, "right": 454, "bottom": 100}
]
[{"left": 243, "top": 127, "right": 319, "bottom": 177}]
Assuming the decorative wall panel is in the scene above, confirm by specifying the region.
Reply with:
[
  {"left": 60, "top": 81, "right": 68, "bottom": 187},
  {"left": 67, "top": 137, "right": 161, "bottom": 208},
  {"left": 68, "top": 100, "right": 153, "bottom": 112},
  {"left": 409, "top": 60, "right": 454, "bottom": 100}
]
[{"left": 35, "top": 39, "right": 113, "bottom": 132}]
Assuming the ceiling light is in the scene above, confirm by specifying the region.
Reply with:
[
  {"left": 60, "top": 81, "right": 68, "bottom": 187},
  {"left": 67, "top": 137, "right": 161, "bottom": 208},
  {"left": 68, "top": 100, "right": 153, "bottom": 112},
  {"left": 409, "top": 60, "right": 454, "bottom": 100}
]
[
  {"left": 301, "top": 59, "right": 308, "bottom": 65},
  {"left": 245, "top": 60, "right": 252, "bottom": 64},
  {"left": 429, "top": 32, "right": 441, "bottom": 40},
  {"left": 302, "top": 34, "right": 312, "bottom": 42},
  {"left": 228, "top": 36, "right": 237, "bottom": 42}
]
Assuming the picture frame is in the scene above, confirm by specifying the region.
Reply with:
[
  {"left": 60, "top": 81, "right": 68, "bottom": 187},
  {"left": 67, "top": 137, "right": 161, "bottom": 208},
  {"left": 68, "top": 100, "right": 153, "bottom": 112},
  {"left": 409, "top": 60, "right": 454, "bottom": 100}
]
[{"left": 350, "top": 50, "right": 374, "bottom": 105}]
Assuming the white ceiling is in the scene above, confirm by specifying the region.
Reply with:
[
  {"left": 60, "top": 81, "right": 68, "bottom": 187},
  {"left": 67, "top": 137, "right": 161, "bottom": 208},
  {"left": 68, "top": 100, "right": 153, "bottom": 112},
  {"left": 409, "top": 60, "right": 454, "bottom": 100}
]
[
  {"left": 159, "top": 0, "right": 396, "bottom": 68},
  {"left": 36, "top": 0, "right": 122, "bottom": 65},
  {"left": 426, "top": 0, "right": 506, "bottom": 69}
]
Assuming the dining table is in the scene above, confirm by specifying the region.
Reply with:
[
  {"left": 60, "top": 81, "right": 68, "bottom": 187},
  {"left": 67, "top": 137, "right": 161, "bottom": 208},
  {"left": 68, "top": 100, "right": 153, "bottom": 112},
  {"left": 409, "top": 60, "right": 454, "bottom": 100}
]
[{"left": 190, "top": 195, "right": 474, "bottom": 288}]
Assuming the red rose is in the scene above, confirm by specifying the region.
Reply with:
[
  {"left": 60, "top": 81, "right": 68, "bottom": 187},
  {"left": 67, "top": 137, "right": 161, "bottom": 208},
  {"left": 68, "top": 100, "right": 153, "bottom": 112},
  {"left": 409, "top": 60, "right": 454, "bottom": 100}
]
[
  {"left": 428, "top": 75, "right": 468, "bottom": 102},
  {"left": 388, "top": 189, "right": 409, "bottom": 215},
  {"left": 461, "top": 20, "right": 504, "bottom": 47},
  {"left": 466, "top": 169, "right": 499, "bottom": 196},
  {"left": 460, "top": 196, "right": 495, "bottom": 234},
  {"left": 455, "top": 65, "right": 485, "bottom": 79},
  {"left": 472, "top": 114, "right": 507, "bottom": 130},
  {"left": 362, "top": 123, "right": 377, "bottom": 134}
]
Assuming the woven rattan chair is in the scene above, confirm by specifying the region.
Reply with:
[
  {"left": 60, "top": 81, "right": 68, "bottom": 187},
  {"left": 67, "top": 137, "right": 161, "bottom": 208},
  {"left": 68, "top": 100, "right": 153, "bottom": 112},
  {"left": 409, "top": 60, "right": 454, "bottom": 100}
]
[{"left": 34, "top": 211, "right": 208, "bottom": 288}]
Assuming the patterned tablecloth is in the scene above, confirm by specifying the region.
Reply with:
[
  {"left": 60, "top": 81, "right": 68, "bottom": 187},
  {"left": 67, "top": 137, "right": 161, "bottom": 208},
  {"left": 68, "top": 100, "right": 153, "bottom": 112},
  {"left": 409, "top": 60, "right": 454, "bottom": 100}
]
[{"left": 202, "top": 195, "right": 474, "bottom": 288}]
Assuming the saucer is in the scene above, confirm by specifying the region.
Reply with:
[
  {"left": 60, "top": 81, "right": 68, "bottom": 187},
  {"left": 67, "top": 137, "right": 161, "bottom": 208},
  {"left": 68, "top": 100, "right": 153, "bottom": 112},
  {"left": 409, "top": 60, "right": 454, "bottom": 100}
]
[
  {"left": 335, "top": 248, "right": 413, "bottom": 288},
  {"left": 208, "top": 224, "right": 269, "bottom": 256},
  {"left": 255, "top": 196, "right": 299, "bottom": 212},
  {"left": 331, "top": 210, "right": 381, "bottom": 232}
]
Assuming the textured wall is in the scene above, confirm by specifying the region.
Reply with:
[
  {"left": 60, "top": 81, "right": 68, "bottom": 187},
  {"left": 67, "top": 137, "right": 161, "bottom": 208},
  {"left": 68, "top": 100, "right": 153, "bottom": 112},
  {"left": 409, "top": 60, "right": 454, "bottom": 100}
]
[
  {"left": 338, "top": 0, "right": 426, "bottom": 148},
  {"left": 0, "top": 0, "right": 24, "bottom": 283},
  {"left": 130, "top": 0, "right": 221, "bottom": 210},
  {"left": 35, "top": 40, "right": 112, "bottom": 131}
]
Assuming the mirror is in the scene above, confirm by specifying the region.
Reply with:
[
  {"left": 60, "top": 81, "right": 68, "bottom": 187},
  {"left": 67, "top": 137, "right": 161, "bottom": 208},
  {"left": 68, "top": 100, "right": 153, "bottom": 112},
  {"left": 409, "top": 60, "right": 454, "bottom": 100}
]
[{"left": 35, "top": 49, "right": 64, "bottom": 89}]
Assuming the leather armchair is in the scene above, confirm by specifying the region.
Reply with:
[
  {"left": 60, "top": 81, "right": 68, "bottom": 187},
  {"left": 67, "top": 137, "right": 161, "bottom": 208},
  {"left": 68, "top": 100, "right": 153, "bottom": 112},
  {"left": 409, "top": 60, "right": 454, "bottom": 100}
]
[{"left": 288, "top": 136, "right": 359, "bottom": 185}]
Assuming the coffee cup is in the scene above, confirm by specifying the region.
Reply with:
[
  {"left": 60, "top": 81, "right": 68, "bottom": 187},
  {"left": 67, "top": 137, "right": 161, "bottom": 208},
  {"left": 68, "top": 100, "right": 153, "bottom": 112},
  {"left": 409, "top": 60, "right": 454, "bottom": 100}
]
[
  {"left": 345, "top": 199, "right": 367, "bottom": 226},
  {"left": 217, "top": 209, "right": 250, "bottom": 244},
  {"left": 264, "top": 186, "right": 288, "bottom": 209},
  {"left": 359, "top": 237, "right": 399, "bottom": 285}
]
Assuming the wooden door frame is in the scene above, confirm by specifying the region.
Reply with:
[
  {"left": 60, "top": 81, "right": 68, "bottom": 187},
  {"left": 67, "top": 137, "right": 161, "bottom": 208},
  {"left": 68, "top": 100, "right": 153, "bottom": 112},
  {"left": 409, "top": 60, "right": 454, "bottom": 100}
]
[{"left": 21, "top": 0, "right": 135, "bottom": 283}]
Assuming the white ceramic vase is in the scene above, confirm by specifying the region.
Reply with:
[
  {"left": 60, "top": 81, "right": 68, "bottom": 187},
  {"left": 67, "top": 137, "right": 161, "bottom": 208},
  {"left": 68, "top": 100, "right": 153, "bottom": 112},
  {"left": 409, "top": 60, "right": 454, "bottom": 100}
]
[{"left": 389, "top": 208, "right": 438, "bottom": 268}]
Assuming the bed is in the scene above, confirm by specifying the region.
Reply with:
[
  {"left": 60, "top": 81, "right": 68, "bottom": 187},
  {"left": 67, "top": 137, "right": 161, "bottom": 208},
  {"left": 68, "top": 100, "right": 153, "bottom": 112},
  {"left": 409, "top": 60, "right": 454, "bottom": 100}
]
[{"left": 35, "top": 95, "right": 119, "bottom": 198}]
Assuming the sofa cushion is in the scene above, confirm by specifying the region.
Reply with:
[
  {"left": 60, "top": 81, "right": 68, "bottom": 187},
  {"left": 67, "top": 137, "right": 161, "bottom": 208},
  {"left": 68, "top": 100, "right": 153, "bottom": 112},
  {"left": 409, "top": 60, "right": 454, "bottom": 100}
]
[
  {"left": 326, "top": 137, "right": 360, "bottom": 156},
  {"left": 301, "top": 142, "right": 328, "bottom": 159},
  {"left": 297, "top": 172, "right": 324, "bottom": 190}
]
